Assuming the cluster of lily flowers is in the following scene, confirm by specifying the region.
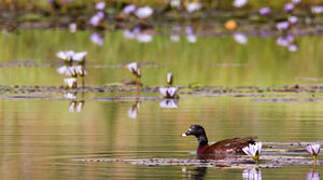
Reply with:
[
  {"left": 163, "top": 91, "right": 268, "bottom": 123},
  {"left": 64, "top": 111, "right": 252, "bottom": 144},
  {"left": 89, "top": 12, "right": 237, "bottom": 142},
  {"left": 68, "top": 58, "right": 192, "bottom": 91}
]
[
  {"left": 242, "top": 142, "right": 321, "bottom": 164},
  {"left": 56, "top": 50, "right": 87, "bottom": 92}
]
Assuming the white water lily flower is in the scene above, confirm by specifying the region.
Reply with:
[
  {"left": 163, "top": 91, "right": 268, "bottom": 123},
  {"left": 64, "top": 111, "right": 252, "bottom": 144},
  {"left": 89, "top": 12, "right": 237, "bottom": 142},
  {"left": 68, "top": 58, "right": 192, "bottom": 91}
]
[
  {"left": 74, "top": 65, "right": 87, "bottom": 76},
  {"left": 64, "top": 93, "right": 76, "bottom": 100},
  {"left": 292, "top": 0, "right": 301, "bottom": 5},
  {"left": 186, "top": 2, "right": 202, "bottom": 13},
  {"left": 57, "top": 50, "right": 75, "bottom": 62},
  {"left": 242, "top": 142, "right": 262, "bottom": 162},
  {"left": 170, "top": 0, "right": 181, "bottom": 8},
  {"left": 72, "top": 52, "right": 87, "bottom": 63},
  {"left": 159, "top": 87, "right": 179, "bottom": 98},
  {"left": 57, "top": 66, "right": 76, "bottom": 76},
  {"left": 123, "top": 4, "right": 136, "bottom": 15},
  {"left": 167, "top": 72, "right": 173, "bottom": 85},
  {"left": 311, "top": 6, "right": 323, "bottom": 14},
  {"left": 234, "top": 33, "right": 247, "bottom": 44},
  {"left": 160, "top": 99, "right": 178, "bottom": 109},
  {"left": 305, "top": 144, "right": 320, "bottom": 160},
  {"left": 95, "top": 2, "right": 106, "bottom": 11},
  {"left": 126, "top": 62, "right": 141, "bottom": 78},
  {"left": 233, "top": 0, "right": 248, "bottom": 8},
  {"left": 135, "top": 6, "right": 153, "bottom": 19},
  {"left": 242, "top": 168, "right": 262, "bottom": 180},
  {"left": 64, "top": 78, "right": 77, "bottom": 89}
]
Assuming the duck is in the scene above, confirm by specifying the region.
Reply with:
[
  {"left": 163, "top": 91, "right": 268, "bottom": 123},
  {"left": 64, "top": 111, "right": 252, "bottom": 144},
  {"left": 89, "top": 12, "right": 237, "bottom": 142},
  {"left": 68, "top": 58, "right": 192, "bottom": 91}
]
[{"left": 182, "top": 125, "right": 256, "bottom": 158}]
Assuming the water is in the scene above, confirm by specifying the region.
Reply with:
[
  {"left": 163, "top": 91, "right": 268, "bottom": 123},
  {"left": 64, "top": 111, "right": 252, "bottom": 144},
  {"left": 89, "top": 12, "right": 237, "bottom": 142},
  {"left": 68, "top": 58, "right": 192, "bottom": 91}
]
[{"left": 0, "top": 30, "right": 322, "bottom": 179}]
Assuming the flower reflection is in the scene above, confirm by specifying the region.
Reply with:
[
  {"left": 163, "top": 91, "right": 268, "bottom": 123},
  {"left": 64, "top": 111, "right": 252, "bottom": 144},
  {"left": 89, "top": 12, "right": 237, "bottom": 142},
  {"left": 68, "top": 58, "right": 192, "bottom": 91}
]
[
  {"left": 90, "top": 32, "right": 104, "bottom": 46},
  {"left": 160, "top": 99, "right": 178, "bottom": 109},
  {"left": 159, "top": 87, "right": 179, "bottom": 99},
  {"left": 128, "top": 101, "right": 140, "bottom": 119},
  {"left": 307, "top": 169, "right": 320, "bottom": 180},
  {"left": 234, "top": 33, "right": 247, "bottom": 44},
  {"left": 69, "top": 101, "right": 84, "bottom": 112},
  {"left": 64, "top": 92, "right": 77, "bottom": 100},
  {"left": 123, "top": 28, "right": 153, "bottom": 43},
  {"left": 185, "top": 26, "right": 197, "bottom": 43},
  {"left": 242, "top": 168, "right": 262, "bottom": 180}
]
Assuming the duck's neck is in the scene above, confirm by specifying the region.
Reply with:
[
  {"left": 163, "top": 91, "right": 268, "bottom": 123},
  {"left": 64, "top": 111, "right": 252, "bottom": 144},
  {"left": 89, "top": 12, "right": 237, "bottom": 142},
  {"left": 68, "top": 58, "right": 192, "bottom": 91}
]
[{"left": 196, "top": 134, "right": 208, "bottom": 147}]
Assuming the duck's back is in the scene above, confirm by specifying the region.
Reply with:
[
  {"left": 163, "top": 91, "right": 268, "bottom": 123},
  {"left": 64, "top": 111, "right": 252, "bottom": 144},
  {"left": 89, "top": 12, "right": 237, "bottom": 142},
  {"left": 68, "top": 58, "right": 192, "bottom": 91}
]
[{"left": 207, "top": 137, "right": 256, "bottom": 154}]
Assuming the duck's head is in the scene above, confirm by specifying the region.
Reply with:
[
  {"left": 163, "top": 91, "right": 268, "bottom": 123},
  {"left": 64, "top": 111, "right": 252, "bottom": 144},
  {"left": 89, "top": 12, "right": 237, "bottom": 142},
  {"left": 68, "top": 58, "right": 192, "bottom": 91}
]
[{"left": 182, "top": 125, "right": 206, "bottom": 137}]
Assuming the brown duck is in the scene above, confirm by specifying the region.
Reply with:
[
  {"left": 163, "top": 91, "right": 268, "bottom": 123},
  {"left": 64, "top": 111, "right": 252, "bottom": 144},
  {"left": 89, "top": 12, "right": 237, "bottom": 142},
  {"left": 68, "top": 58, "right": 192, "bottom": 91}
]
[{"left": 182, "top": 125, "right": 256, "bottom": 158}]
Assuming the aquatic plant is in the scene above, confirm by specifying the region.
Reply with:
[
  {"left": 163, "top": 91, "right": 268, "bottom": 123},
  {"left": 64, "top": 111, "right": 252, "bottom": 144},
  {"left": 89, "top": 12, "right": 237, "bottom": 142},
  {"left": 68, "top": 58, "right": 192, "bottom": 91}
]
[
  {"left": 159, "top": 87, "right": 179, "bottom": 99},
  {"left": 242, "top": 142, "right": 262, "bottom": 163},
  {"left": 64, "top": 77, "right": 77, "bottom": 89},
  {"left": 305, "top": 144, "right": 320, "bottom": 161},
  {"left": 135, "top": 6, "right": 153, "bottom": 19},
  {"left": 242, "top": 168, "right": 262, "bottom": 180}
]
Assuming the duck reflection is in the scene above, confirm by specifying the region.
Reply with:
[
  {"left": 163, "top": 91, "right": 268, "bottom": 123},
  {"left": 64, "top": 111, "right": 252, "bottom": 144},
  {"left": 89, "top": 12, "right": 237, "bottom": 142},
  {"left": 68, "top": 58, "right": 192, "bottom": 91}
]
[
  {"left": 159, "top": 99, "right": 178, "bottom": 109},
  {"left": 242, "top": 167, "right": 262, "bottom": 180},
  {"left": 183, "top": 167, "right": 207, "bottom": 180},
  {"left": 128, "top": 100, "right": 141, "bottom": 119},
  {"left": 307, "top": 168, "right": 320, "bottom": 180}
]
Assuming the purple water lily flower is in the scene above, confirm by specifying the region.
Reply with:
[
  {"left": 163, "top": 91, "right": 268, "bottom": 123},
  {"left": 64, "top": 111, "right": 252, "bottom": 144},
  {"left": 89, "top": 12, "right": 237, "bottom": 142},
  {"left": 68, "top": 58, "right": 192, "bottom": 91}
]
[
  {"left": 288, "top": 16, "right": 298, "bottom": 24},
  {"left": 123, "top": 4, "right": 136, "bottom": 15},
  {"left": 284, "top": 3, "right": 295, "bottom": 13},
  {"left": 259, "top": 7, "right": 271, "bottom": 16},
  {"left": 292, "top": 0, "right": 301, "bottom": 5},
  {"left": 276, "top": 21, "right": 290, "bottom": 31}
]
